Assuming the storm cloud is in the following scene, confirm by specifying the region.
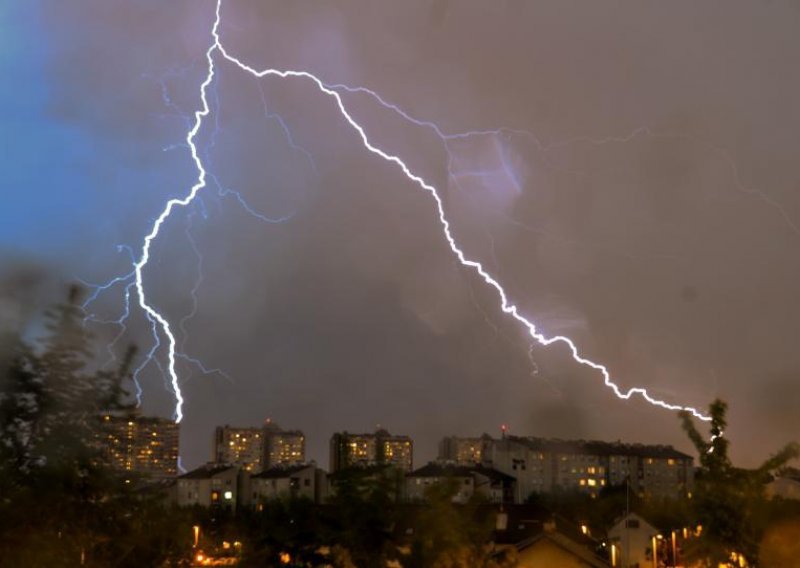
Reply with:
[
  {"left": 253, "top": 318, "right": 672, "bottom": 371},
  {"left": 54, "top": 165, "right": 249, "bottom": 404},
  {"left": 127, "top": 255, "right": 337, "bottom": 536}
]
[{"left": 6, "top": 0, "right": 800, "bottom": 469}]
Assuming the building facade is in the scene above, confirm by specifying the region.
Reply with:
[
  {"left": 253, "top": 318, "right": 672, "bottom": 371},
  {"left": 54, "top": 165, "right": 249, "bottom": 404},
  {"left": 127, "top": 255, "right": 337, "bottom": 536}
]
[
  {"left": 176, "top": 464, "right": 241, "bottom": 512},
  {"left": 263, "top": 421, "right": 305, "bottom": 468},
  {"left": 405, "top": 463, "right": 515, "bottom": 504},
  {"left": 97, "top": 412, "right": 179, "bottom": 479},
  {"left": 330, "top": 429, "right": 413, "bottom": 472},
  {"left": 211, "top": 421, "right": 305, "bottom": 472},
  {"left": 482, "top": 435, "right": 693, "bottom": 502},
  {"left": 213, "top": 426, "right": 264, "bottom": 472},
  {"left": 247, "top": 464, "right": 318, "bottom": 505},
  {"left": 607, "top": 512, "right": 659, "bottom": 568},
  {"left": 438, "top": 435, "right": 491, "bottom": 466}
]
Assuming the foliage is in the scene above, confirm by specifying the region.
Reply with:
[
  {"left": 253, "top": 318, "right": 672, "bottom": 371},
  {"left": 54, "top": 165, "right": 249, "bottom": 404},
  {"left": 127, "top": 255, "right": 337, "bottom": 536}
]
[
  {"left": 679, "top": 399, "right": 800, "bottom": 566},
  {"left": 404, "top": 478, "right": 507, "bottom": 568},
  {"left": 324, "top": 466, "right": 401, "bottom": 567},
  {"left": 237, "top": 497, "right": 326, "bottom": 566},
  {"left": 0, "top": 286, "right": 191, "bottom": 566}
]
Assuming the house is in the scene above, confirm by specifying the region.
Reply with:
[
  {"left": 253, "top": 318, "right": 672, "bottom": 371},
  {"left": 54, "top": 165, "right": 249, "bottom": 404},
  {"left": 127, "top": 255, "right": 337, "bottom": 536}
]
[
  {"left": 405, "top": 462, "right": 515, "bottom": 504},
  {"left": 176, "top": 463, "right": 241, "bottom": 512},
  {"left": 514, "top": 525, "right": 610, "bottom": 567},
  {"left": 606, "top": 512, "right": 658, "bottom": 568},
  {"left": 491, "top": 506, "right": 609, "bottom": 567},
  {"left": 248, "top": 464, "right": 317, "bottom": 505}
]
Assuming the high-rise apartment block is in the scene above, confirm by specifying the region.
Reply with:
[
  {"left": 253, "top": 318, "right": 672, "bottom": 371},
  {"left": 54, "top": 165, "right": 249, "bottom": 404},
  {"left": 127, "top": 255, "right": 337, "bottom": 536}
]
[
  {"left": 438, "top": 435, "right": 490, "bottom": 465},
  {"left": 212, "top": 421, "right": 305, "bottom": 472},
  {"left": 330, "top": 429, "right": 413, "bottom": 472},
  {"left": 98, "top": 412, "right": 179, "bottom": 479},
  {"left": 263, "top": 421, "right": 306, "bottom": 468},
  {"left": 214, "top": 426, "right": 265, "bottom": 472}
]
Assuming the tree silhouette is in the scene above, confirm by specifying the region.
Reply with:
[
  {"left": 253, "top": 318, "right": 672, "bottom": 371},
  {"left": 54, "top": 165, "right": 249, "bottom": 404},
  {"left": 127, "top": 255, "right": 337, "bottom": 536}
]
[
  {"left": 680, "top": 399, "right": 799, "bottom": 566},
  {"left": 0, "top": 285, "right": 189, "bottom": 566}
]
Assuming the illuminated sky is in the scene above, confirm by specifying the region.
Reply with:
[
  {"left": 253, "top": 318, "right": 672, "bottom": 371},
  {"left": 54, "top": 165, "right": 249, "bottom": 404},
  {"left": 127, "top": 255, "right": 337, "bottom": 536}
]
[{"left": 3, "top": 0, "right": 800, "bottom": 470}]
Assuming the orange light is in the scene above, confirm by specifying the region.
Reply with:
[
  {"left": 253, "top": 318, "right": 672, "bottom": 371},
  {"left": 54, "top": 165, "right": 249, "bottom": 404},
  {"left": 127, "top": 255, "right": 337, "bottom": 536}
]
[{"left": 280, "top": 552, "right": 291, "bottom": 564}]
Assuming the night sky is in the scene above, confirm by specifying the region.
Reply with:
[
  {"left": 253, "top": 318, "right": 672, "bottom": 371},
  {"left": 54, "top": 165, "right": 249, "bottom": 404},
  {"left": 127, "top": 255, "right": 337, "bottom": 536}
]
[{"left": 3, "top": 0, "right": 800, "bottom": 471}]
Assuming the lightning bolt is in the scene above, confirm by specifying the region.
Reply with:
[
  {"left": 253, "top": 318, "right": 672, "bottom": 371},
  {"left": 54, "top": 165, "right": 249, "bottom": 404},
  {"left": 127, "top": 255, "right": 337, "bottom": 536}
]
[{"left": 128, "top": 0, "right": 712, "bottom": 423}]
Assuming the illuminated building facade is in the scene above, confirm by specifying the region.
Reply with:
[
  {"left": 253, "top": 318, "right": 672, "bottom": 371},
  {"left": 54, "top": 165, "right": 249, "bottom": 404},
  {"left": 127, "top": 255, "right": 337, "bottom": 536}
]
[
  {"left": 177, "top": 464, "right": 240, "bottom": 512},
  {"left": 438, "top": 435, "right": 491, "bottom": 465},
  {"left": 483, "top": 436, "right": 693, "bottom": 502},
  {"left": 329, "top": 429, "right": 413, "bottom": 472},
  {"left": 263, "top": 421, "right": 306, "bottom": 468},
  {"left": 213, "top": 426, "right": 264, "bottom": 472},
  {"left": 98, "top": 412, "right": 179, "bottom": 479}
]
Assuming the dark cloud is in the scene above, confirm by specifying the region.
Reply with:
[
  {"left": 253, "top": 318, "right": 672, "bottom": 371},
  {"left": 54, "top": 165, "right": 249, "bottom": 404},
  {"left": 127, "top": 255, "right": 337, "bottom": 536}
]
[{"left": 18, "top": 0, "right": 800, "bottom": 469}]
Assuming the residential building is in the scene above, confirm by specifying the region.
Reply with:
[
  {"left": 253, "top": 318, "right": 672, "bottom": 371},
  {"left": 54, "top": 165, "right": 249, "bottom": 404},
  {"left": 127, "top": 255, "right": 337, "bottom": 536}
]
[
  {"left": 482, "top": 435, "right": 551, "bottom": 501},
  {"left": 483, "top": 435, "right": 693, "bottom": 502},
  {"left": 97, "top": 411, "right": 179, "bottom": 480},
  {"left": 405, "top": 462, "right": 515, "bottom": 504},
  {"left": 438, "top": 435, "right": 491, "bottom": 465},
  {"left": 247, "top": 464, "right": 317, "bottom": 505},
  {"left": 330, "top": 429, "right": 413, "bottom": 472},
  {"left": 607, "top": 512, "right": 659, "bottom": 568},
  {"left": 514, "top": 521, "right": 610, "bottom": 568},
  {"left": 263, "top": 421, "right": 305, "bottom": 468},
  {"left": 176, "top": 464, "right": 241, "bottom": 512},
  {"left": 213, "top": 425, "right": 264, "bottom": 472}
]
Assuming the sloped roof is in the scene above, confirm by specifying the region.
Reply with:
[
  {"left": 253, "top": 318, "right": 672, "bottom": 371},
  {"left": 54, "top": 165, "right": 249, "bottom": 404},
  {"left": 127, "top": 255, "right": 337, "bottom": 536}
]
[
  {"left": 252, "top": 464, "right": 313, "bottom": 479},
  {"left": 408, "top": 462, "right": 514, "bottom": 483},
  {"left": 516, "top": 530, "right": 610, "bottom": 567},
  {"left": 508, "top": 435, "right": 692, "bottom": 460},
  {"left": 608, "top": 511, "right": 657, "bottom": 534},
  {"left": 179, "top": 464, "right": 237, "bottom": 479}
]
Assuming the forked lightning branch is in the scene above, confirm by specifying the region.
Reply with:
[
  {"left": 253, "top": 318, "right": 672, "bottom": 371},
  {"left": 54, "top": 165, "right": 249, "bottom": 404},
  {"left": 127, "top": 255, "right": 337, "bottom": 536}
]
[{"left": 116, "top": 0, "right": 712, "bottom": 425}]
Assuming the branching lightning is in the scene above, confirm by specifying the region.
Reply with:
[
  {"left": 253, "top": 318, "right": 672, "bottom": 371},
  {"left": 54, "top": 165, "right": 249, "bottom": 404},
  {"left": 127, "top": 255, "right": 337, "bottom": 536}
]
[{"left": 114, "top": 0, "right": 716, "bottom": 424}]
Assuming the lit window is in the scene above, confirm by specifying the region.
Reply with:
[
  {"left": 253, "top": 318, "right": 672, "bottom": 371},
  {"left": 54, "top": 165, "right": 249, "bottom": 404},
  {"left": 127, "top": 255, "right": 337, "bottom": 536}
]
[
  {"left": 224, "top": 491, "right": 233, "bottom": 500},
  {"left": 588, "top": 479, "right": 597, "bottom": 487}
]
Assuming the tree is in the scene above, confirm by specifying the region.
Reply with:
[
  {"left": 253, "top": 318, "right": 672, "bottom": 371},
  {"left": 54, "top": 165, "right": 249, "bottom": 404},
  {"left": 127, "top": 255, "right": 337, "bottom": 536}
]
[
  {"left": 0, "top": 332, "right": 46, "bottom": 476},
  {"left": 324, "top": 466, "right": 401, "bottom": 568},
  {"left": 0, "top": 285, "right": 189, "bottom": 566},
  {"left": 679, "top": 399, "right": 799, "bottom": 566},
  {"left": 405, "top": 478, "right": 512, "bottom": 568}
]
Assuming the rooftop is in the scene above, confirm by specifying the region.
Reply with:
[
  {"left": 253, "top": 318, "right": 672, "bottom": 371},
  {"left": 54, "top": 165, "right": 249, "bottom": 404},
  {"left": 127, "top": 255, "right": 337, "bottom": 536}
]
[
  {"left": 251, "top": 464, "right": 314, "bottom": 479},
  {"left": 179, "top": 464, "right": 237, "bottom": 480},
  {"left": 409, "top": 462, "right": 515, "bottom": 483},
  {"left": 507, "top": 435, "right": 692, "bottom": 460}
]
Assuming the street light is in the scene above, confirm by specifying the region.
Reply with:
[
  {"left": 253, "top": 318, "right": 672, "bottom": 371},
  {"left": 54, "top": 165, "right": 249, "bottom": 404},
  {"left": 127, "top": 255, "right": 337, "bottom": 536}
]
[
  {"left": 651, "top": 535, "right": 661, "bottom": 568},
  {"left": 671, "top": 530, "right": 677, "bottom": 567}
]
